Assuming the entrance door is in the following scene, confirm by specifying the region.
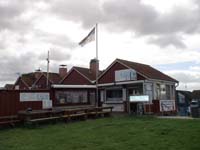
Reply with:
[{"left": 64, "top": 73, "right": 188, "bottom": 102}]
[{"left": 130, "top": 102, "right": 144, "bottom": 115}]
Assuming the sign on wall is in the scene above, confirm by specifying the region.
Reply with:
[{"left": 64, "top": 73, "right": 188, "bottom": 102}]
[
  {"left": 160, "top": 100, "right": 176, "bottom": 112},
  {"left": 42, "top": 100, "right": 52, "bottom": 109},
  {"left": 115, "top": 69, "right": 137, "bottom": 82},
  {"left": 20, "top": 92, "right": 50, "bottom": 102},
  {"left": 130, "top": 95, "right": 149, "bottom": 102}
]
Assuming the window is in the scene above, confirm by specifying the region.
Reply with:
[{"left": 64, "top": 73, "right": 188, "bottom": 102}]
[
  {"left": 128, "top": 84, "right": 143, "bottom": 96},
  {"left": 15, "top": 85, "right": 19, "bottom": 90},
  {"left": 56, "top": 90, "right": 88, "bottom": 104},
  {"left": 178, "top": 93, "right": 185, "bottom": 103},
  {"left": 166, "top": 85, "right": 171, "bottom": 99},
  {"left": 145, "top": 83, "right": 153, "bottom": 102},
  {"left": 156, "top": 84, "right": 167, "bottom": 99},
  {"left": 160, "top": 84, "right": 166, "bottom": 99},
  {"left": 106, "top": 89, "right": 122, "bottom": 102},
  {"left": 156, "top": 84, "right": 161, "bottom": 99},
  {"left": 171, "top": 85, "right": 175, "bottom": 99}
]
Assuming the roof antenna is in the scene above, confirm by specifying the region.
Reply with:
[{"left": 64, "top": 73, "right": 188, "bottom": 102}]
[
  {"left": 46, "top": 50, "right": 50, "bottom": 88},
  {"left": 185, "top": 84, "right": 187, "bottom": 91}
]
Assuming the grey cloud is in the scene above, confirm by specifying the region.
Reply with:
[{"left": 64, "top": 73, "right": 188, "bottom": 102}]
[
  {"left": 168, "top": 71, "right": 200, "bottom": 91},
  {"left": 0, "top": 49, "right": 68, "bottom": 85},
  {"left": 0, "top": 0, "right": 32, "bottom": 32},
  {"left": 168, "top": 72, "right": 200, "bottom": 83},
  {"left": 1, "top": 0, "right": 200, "bottom": 49},
  {"left": 51, "top": 0, "right": 102, "bottom": 29},
  {"left": 103, "top": 0, "right": 200, "bottom": 35},
  {"left": 49, "top": 0, "right": 200, "bottom": 48},
  {"left": 0, "top": 52, "right": 40, "bottom": 84},
  {"left": 34, "top": 30, "right": 76, "bottom": 49},
  {"left": 0, "top": 52, "right": 39, "bottom": 73},
  {"left": 39, "top": 48, "right": 71, "bottom": 61},
  {"left": 148, "top": 35, "right": 186, "bottom": 48},
  {"left": 102, "top": 0, "right": 158, "bottom": 34}
]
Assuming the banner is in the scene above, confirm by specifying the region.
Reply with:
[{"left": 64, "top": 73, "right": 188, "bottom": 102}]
[{"left": 160, "top": 100, "right": 175, "bottom": 112}]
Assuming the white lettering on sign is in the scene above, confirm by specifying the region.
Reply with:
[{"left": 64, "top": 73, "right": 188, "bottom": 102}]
[
  {"left": 20, "top": 92, "right": 50, "bottom": 102},
  {"left": 115, "top": 69, "right": 137, "bottom": 82},
  {"left": 160, "top": 100, "right": 176, "bottom": 112},
  {"left": 130, "top": 95, "right": 149, "bottom": 102}
]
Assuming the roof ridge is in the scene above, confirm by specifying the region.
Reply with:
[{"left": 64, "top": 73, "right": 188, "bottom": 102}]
[
  {"left": 74, "top": 66, "right": 90, "bottom": 70},
  {"left": 116, "top": 58, "right": 149, "bottom": 66}
]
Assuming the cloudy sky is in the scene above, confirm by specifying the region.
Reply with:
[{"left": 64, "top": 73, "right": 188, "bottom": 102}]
[{"left": 0, "top": 0, "right": 200, "bottom": 91}]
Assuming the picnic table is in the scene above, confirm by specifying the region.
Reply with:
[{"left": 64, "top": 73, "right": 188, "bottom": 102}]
[
  {"left": 18, "top": 106, "right": 113, "bottom": 124},
  {"left": 61, "top": 106, "right": 113, "bottom": 120},
  {"left": 18, "top": 109, "right": 64, "bottom": 122}
]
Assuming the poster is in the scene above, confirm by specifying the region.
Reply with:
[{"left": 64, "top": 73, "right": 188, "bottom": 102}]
[
  {"left": 160, "top": 100, "right": 175, "bottom": 112},
  {"left": 20, "top": 92, "right": 50, "bottom": 102}
]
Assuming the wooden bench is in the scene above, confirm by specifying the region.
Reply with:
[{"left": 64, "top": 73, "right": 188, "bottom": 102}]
[
  {"left": 29, "top": 116, "right": 60, "bottom": 124},
  {"left": 62, "top": 113, "right": 87, "bottom": 121},
  {"left": 86, "top": 106, "right": 113, "bottom": 118},
  {"left": 0, "top": 120, "right": 20, "bottom": 127},
  {"left": 0, "top": 116, "right": 20, "bottom": 127}
]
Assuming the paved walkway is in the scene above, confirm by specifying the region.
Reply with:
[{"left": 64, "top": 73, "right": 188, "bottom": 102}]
[{"left": 157, "top": 116, "right": 194, "bottom": 120}]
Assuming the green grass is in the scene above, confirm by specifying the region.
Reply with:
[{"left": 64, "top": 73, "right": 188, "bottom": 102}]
[{"left": 0, "top": 116, "right": 200, "bottom": 150}]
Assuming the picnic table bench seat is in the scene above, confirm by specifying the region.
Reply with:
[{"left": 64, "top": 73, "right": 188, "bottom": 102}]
[
  {"left": 0, "top": 120, "right": 20, "bottom": 127},
  {"left": 29, "top": 116, "right": 60, "bottom": 123},
  {"left": 0, "top": 115, "right": 20, "bottom": 127}
]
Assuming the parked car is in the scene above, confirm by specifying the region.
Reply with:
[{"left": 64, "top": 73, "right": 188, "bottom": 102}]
[{"left": 190, "top": 100, "right": 200, "bottom": 118}]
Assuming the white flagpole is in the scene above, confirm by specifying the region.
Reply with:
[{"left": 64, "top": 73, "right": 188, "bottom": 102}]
[
  {"left": 96, "top": 23, "right": 99, "bottom": 107},
  {"left": 46, "top": 50, "right": 50, "bottom": 88}
]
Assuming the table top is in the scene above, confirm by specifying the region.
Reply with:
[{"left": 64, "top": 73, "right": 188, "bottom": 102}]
[{"left": 18, "top": 106, "right": 113, "bottom": 116}]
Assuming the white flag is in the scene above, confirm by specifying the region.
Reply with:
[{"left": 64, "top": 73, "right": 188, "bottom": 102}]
[{"left": 79, "top": 27, "right": 95, "bottom": 47}]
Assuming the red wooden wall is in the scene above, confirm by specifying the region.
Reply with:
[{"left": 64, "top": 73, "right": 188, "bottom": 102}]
[
  {"left": 0, "top": 90, "right": 51, "bottom": 117},
  {"left": 99, "top": 62, "right": 146, "bottom": 84},
  {"left": 61, "top": 70, "right": 92, "bottom": 85},
  {"left": 144, "top": 100, "right": 160, "bottom": 113}
]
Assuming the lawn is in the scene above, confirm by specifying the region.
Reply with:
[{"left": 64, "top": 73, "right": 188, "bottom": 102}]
[{"left": 0, "top": 116, "right": 200, "bottom": 150}]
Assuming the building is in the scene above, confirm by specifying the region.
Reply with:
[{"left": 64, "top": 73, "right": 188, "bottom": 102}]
[
  {"left": 13, "top": 66, "right": 66, "bottom": 90},
  {"left": 4, "top": 84, "right": 14, "bottom": 90},
  {"left": 51, "top": 59, "right": 101, "bottom": 107},
  {"left": 6, "top": 58, "right": 178, "bottom": 115},
  {"left": 176, "top": 90, "right": 192, "bottom": 116},
  {"left": 98, "top": 59, "right": 178, "bottom": 114},
  {"left": 192, "top": 90, "right": 200, "bottom": 102}
]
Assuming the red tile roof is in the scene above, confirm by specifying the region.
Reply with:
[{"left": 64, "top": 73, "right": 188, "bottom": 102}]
[
  {"left": 4, "top": 84, "right": 14, "bottom": 90},
  {"left": 18, "top": 72, "right": 62, "bottom": 88},
  {"left": 74, "top": 67, "right": 102, "bottom": 82},
  {"left": 117, "top": 58, "right": 178, "bottom": 83},
  {"left": 20, "top": 73, "right": 37, "bottom": 87},
  {"left": 42, "top": 72, "right": 62, "bottom": 84}
]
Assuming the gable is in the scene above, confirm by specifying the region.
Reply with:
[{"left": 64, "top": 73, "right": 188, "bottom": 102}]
[
  {"left": 14, "top": 78, "right": 29, "bottom": 90},
  {"left": 98, "top": 62, "right": 146, "bottom": 84},
  {"left": 61, "top": 69, "right": 93, "bottom": 85},
  {"left": 117, "top": 59, "right": 178, "bottom": 83},
  {"left": 34, "top": 75, "right": 51, "bottom": 89}
]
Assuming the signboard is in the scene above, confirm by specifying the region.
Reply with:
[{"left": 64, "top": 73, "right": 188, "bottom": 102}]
[
  {"left": 160, "top": 100, "right": 175, "bottom": 112},
  {"left": 42, "top": 100, "right": 52, "bottom": 109},
  {"left": 115, "top": 69, "right": 137, "bottom": 82},
  {"left": 130, "top": 95, "right": 149, "bottom": 102},
  {"left": 20, "top": 92, "right": 50, "bottom": 102}
]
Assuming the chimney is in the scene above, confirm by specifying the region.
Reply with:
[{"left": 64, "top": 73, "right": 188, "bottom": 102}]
[
  {"left": 35, "top": 68, "right": 42, "bottom": 79},
  {"left": 59, "top": 65, "right": 67, "bottom": 78},
  {"left": 90, "top": 58, "right": 99, "bottom": 76}
]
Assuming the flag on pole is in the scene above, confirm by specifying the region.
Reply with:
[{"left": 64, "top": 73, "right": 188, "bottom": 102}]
[{"left": 79, "top": 27, "right": 95, "bottom": 47}]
